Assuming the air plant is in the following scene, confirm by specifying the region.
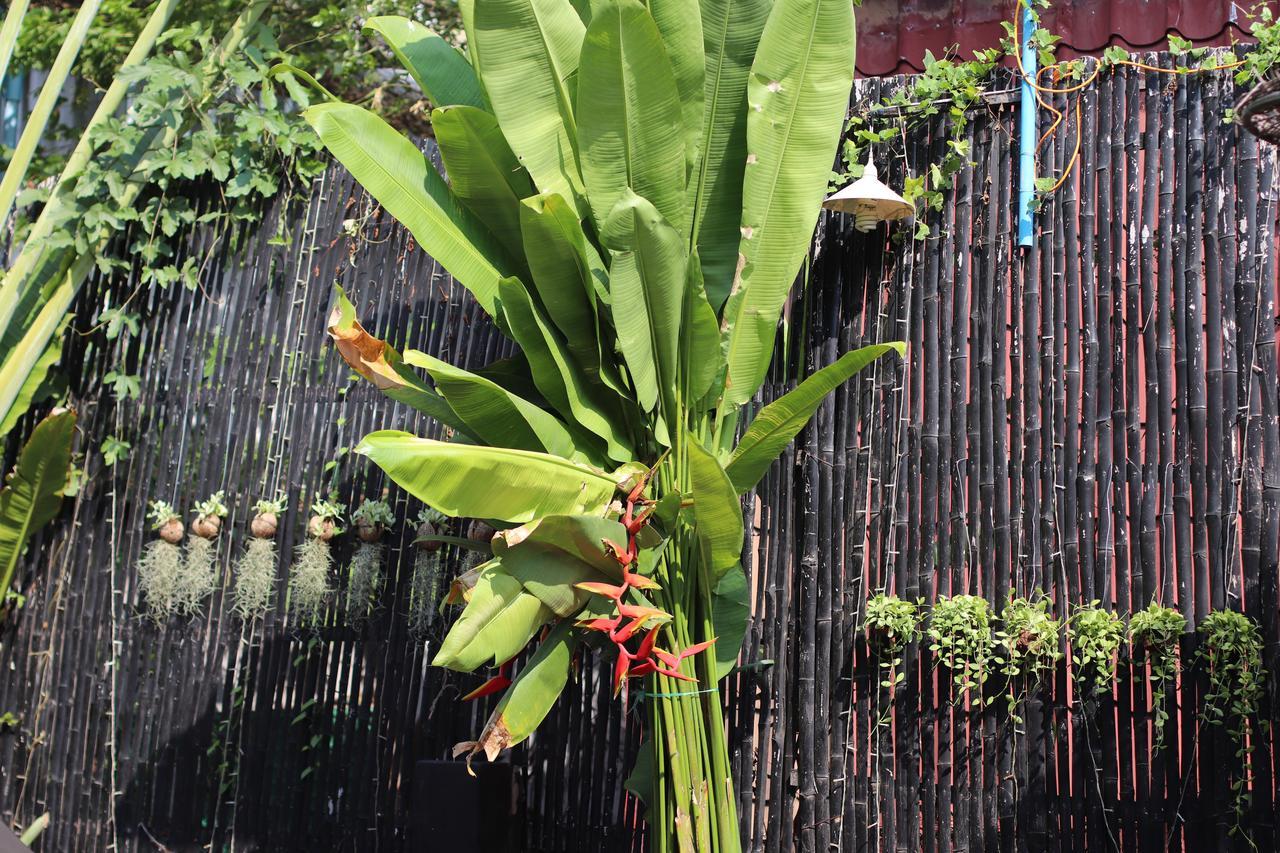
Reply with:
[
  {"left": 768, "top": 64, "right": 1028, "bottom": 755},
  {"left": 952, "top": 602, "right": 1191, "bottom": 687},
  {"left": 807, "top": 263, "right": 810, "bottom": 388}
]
[
  {"left": 345, "top": 497, "right": 394, "bottom": 623},
  {"left": 289, "top": 497, "right": 342, "bottom": 626},
  {"left": 307, "top": 0, "right": 898, "bottom": 843},
  {"left": 176, "top": 490, "right": 228, "bottom": 615},
  {"left": 232, "top": 496, "right": 287, "bottom": 620},
  {"left": 137, "top": 500, "right": 183, "bottom": 621},
  {"left": 408, "top": 507, "right": 449, "bottom": 640}
]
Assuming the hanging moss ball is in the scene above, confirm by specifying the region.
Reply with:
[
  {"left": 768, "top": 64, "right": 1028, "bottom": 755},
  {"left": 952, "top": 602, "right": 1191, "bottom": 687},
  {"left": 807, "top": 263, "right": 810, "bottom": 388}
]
[{"left": 355, "top": 520, "right": 384, "bottom": 543}]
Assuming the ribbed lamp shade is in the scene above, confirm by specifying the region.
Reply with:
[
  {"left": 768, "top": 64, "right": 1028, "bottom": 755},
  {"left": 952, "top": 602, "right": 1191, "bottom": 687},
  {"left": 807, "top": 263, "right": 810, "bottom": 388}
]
[{"left": 822, "top": 162, "right": 915, "bottom": 232}]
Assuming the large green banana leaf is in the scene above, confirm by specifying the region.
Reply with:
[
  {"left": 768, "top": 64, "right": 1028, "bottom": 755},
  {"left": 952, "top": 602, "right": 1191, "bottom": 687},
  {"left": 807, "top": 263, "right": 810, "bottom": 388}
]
[
  {"left": 711, "top": 565, "right": 750, "bottom": 679},
  {"left": 726, "top": 342, "right": 904, "bottom": 493},
  {"left": 0, "top": 409, "right": 75, "bottom": 598},
  {"left": 471, "top": 0, "right": 586, "bottom": 215},
  {"left": 303, "top": 102, "right": 513, "bottom": 316},
  {"left": 576, "top": 0, "right": 687, "bottom": 233},
  {"left": 327, "top": 287, "right": 474, "bottom": 437},
  {"left": 469, "top": 620, "right": 575, "bottom": 759},
  {"left": 356, "top": 431, "right": 618, "bottom": 522},
  {"left": 434, "top": 568, "right": 553, "bottom": 670},
  {"left": 600, "top": 193, "right": 685, "bottom": 420},
  {"left": 719, "top": 0, "right": 855, "bottom": 408},
  {"left": 647, "top": 0, "right": 704, "bottom": 176},
  {"left": 497, "top": 278, "right": 632, "bottom": 462},
  {"left": 402, "top": 349, "right": 594, "bottom": 464},
  {"left": 519, "top": 194, "right": 606, "bottom": 371},
  {"left": 432, "top": 105, "right": 535, "bottom": 260},
  {"left": 690, "top": 0, "right": 771, "bottom": 307},
  {"left": 364, "top": 16, "right": 487, "bottom": 110},
  {"left": 688, "top": 436, "right": 742, "bottom": 578},
  {"left": 680, "top": 253, "right": 725, "bottom": 408},
  {"left": 493, "top": 514, "right": 630, "bottom": 577}
]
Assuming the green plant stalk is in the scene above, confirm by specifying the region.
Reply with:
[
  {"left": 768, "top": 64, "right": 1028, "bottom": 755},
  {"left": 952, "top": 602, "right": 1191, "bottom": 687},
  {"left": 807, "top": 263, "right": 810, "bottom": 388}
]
[
  {"left": 0, "top": 0, "right": 103, "bottom": 229},
  {"left": 0, "top": 0, "right": 31, "bottom": 89},
  {"left": 0, "top": 0, "right": 180, "bottom": 334},
  {"left": 644, "top": 461, "right": 740, "bottom": 852},
  {"left": 0, "top": 0, "right": 268, "bottom": 428}
]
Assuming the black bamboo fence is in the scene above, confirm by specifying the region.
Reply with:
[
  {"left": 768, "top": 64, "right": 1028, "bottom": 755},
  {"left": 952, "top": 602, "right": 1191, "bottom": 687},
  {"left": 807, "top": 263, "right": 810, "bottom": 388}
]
[{"left": 0, "top": 58, "right": 1276, "bottom": 852}]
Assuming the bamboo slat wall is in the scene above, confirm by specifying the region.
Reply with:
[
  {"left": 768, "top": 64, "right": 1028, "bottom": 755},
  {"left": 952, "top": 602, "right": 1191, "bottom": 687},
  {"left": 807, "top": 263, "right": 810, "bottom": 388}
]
[{"left": 0, "top": 59, "right": 1275, "bottom": 851}]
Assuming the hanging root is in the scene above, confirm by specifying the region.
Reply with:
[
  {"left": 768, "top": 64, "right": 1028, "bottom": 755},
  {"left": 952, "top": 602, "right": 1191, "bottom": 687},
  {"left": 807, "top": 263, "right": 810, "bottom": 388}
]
[
  {"left": 176, "top": 536, "right": 219, "bottom": 615},
  {"left": 289, "top": 537, "right": 333, "bottom": 626},
  {"left": 407, "top": 550, "right": 443, "bottom": 640},
  {"left": 233, "top": 537, "right": 277, "bottom": 620},
  {"left": 344, "top": 542, "right": 384, "bottom": 624},
  {"left": 137, "top": 540, "right": 183, "bottom": 622}
]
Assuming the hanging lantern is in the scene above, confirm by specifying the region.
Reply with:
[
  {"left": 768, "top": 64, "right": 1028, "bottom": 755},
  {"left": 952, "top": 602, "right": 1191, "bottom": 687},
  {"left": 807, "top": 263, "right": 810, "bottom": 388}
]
[{"left": 823, "top": 160, "right": 914, "bottom": 233}]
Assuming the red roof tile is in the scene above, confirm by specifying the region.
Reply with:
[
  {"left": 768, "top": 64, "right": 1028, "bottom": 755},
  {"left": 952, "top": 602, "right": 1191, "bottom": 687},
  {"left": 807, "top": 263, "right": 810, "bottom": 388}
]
[{"left": 855, "top": 0, "right": 1276, "bottom": 77}]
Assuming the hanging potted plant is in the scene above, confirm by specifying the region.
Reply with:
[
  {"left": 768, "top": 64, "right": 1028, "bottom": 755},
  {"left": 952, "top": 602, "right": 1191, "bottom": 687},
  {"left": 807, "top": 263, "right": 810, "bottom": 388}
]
[
  {"left": 928, "top": 594, "right": 995, "bottom": 704},
  {"left": 175, "top": 490, "right": 228, "bottom": 616},
  {"left": 1127, "top": 601, "right": 1185, "bottom": 750},
  {"left": 290, "top": 497, "right": 343, "bottom": 627},
  {"left": 995, "top": 596, "right": 1062, "bottom": 722},
  {"left": 1067, "top": 601, "right": 1125, "bottom": 702},
  {"left": 137, "top": 500, "right": 183, "bottom": 621},
  {"left": 408, "top": 507, "right": 449, "bottom": 639},
  {"left": 863, "top": 592, "right": 921, "bottom": 727},
  {"left": 345, "top": 497, "right": 394, "bottom": 623},
  {"left": 232, "top": 495, "right": 287, "bottom": 620}
]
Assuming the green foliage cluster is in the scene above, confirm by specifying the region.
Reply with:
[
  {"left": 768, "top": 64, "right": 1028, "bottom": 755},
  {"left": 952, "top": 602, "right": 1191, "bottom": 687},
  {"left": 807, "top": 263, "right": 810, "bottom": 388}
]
[
  {"left": 1128, "top": 602, "right": 1186, "bottom": 750},
  {"left": 253, "top": 495, "right": 288, "bottom": 516},
  {"left": 1198, "top": 609, "right": 1266, "bottom": 837},
  {"left": 864, "top": 593, "right": 921, "bottom": 689},
  {"left": 927, "top": 594, "right": 995, "bottom": 703},
  {"left": 309, "top": 497, "right": 344, "bottom": 523},
  {"left": 996, "top": 596, "right": 1061, "bottom": 721},
  {"left": 146, "top": 498, "right": 179, "bottom": 529},
  {"left": 1067, "top": 601, "right": 1125, "bottom": 700},
  {"left": 10, "top": 1, "right": 461, "bottom": 144},
  {"left": 351, "top": 497, "right": 395, "bottom": 528},
  {"left": 193, "top": 490, "right": 229, "bottom": 519}
]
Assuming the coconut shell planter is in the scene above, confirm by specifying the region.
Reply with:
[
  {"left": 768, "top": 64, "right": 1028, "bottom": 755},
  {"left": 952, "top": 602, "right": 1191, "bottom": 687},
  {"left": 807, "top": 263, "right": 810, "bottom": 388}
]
[
  {"left": 345, "top": 497, "right": 394, "bottom": 624},
  {"left": 233, "top": 495, "right": 287, "bottom": 620},
  {"left": 289, "top": 498, "right": 343, "bottom": 627}
]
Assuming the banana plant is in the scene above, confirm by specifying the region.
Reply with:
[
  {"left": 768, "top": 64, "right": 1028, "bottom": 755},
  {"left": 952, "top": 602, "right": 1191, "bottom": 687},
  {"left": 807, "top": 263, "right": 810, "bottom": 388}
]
[{"left": 312, "top": 2, "right": 901, "bottom": 848}]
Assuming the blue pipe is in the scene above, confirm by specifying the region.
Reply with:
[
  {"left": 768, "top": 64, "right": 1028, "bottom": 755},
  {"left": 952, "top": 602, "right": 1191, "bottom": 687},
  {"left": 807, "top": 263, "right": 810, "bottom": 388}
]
[{"left": 1017, "top": 2, "right": 1037, "bottom": 247}]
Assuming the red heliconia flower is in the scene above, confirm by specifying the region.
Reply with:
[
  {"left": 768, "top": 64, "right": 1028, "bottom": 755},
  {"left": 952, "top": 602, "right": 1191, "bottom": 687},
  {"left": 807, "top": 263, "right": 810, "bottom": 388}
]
[
  {"left": 613, "top": 652, "right": 631, "bottom": 694},
  {"left": 575, "top": 580, "right": 626, "bottom": 599},
  {"left": 617, "top": 601, "right": 669, "bottom": 622},
  {"left": 580, "top": 615, "right": 622, "bottom": 633},
  {"left": 462, "top": 674, "right": 511, "bottom": 701},
  {"left": 602, "top": 537, "right": 634, "bottom": 566}
]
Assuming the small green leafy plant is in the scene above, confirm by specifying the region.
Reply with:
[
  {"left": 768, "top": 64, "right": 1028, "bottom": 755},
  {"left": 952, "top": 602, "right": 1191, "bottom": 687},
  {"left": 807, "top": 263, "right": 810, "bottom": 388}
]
[
  {"left": 1128, "top": 602, "right": 1186, "bottom": 751},
  {"left": 1068, "top": 602, "right": 1125, "bottom": 701},
  {"left": 193, "top": 491, "right": 229, "bottom": 519},
  {"left": 408, "top": 507, "right": 449, "bottom": 639},
  {"left": 351, "top": 497, "right": 395, "bottom": 529},
  {"left": 996, "top": 596, "right": 1062, "bottom": 722},
  {"left": 928, "top": 595, "right": 995, "bottom": 704},
  {"left": 254, "top": 496, "right": 287, "bottom": 516},
  {"left": 147, "top": 500, "right": 180, "bottom": 530},
  {"left": 1198, "top": 609, "right": 1266, "bottom": 839},
  {"left": 864, "top": 593, "right": 921, "bottom": 725}
]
